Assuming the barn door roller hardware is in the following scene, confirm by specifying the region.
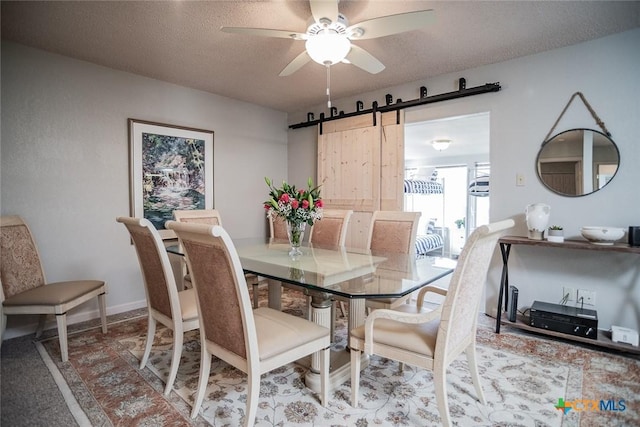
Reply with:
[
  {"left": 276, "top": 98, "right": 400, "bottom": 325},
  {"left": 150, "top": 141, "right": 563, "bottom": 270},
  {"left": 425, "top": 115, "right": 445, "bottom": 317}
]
[{"left": 290, "top": 78, "right": 500, "bottom": 132}]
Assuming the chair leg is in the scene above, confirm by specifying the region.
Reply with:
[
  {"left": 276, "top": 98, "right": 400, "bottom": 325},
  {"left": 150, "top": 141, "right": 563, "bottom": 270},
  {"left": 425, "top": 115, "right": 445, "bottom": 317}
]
[
  {"left": 139, "top": 315, "right": 156, "bottom": 369},
  {"left": 0, "top": 313, "right": 6, "bottom": 342},
  {"left": 252, "top": 283, "right": 259, "bottom": 309},
  {"left": 320, "top": 347, "right": 329, "bottom": 407},
  {"left": 350, "top": 347, "right": 361, "bottom": 407},
  {"left": 56, "top": 314, "right": 69, "bottom": 362},
  {"left": 332, "top": 299, "right": 347, "bottom": 342},
  {"left": 329, "top": 301, "right": 336, "bottom": 342},
  {"left": 35, "top": 314, "right": 47, "bottom": 338},
  {"left": 338, "top": 301, "right": 347, "bottom": 317},
  {"left": 98, "top": 292, "right": 108, "bottom": 334},
  {"left": 245, "top": 371, "right": 259, "bottom": 427},
  {"left": 164, "top": 330, "right": 183, "bottom": 396},
  {"left": 190, "top": 347, "right": 211, "bottom": 419},
  {"left": 466, "top": 343, "right": 486, "bottom": 405},
  {"left": 434, "top": 368, "right": 451, "bottom": 427}
]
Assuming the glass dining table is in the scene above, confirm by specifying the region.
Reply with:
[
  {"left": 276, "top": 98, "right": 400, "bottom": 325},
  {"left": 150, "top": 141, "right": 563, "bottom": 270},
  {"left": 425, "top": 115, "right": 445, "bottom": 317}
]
[{"left": 168, "top": 237, "right": 455, "bottom": 393}]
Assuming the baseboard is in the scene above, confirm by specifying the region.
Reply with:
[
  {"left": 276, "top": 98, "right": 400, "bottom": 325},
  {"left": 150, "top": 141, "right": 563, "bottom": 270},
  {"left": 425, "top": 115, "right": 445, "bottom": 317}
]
[{"left": 2, "top": 299, "right": 147, "bottom": 340}]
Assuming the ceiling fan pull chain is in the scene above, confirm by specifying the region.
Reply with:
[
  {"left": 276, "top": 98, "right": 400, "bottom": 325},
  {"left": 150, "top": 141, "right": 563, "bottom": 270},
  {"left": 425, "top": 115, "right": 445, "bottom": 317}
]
[{"left": 326, "top": 65, "right": 332, "bottom": 108}]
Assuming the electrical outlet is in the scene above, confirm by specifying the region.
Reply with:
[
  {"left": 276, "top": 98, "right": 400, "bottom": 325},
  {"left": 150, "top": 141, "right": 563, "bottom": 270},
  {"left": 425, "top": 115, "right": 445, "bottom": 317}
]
[
  {"left": 577, "top": 289, "right": 596, "bottom": 306},
  {"left": 562, "top": 286, "right": 576, "bottom": 302}
]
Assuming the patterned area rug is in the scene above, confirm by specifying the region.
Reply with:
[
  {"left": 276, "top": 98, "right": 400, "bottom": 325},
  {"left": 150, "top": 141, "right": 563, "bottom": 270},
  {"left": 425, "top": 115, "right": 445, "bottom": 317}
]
[{"left": 38, "top": 289, "right": 640, "bottom": 426}]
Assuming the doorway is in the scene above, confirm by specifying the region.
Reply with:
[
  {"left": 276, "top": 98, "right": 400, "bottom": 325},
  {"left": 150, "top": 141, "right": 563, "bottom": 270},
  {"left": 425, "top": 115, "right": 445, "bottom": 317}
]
[{"left": 404, "top": 112, "right": 490, "bottom": 258}]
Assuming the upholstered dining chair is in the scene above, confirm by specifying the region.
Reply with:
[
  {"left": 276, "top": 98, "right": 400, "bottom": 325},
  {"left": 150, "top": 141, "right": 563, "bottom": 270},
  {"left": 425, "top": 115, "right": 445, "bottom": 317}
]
[
  {"left": 265, "top": 214, "right": 295, "bottom": 311},
  {"left": 365, "top": 210, "right": 421, "bottom": 312},
  {"left": 174, "top": 209, "right": 267, "bottom": 308},
  {"left": 116, "top": 216, "right": 199, "bottom": 396},
  {"left": 308, "top": 209, "right": 353, "bottom": 247},
  {"left": 248, "top": 213, "right": 284, "bottom": 306},
  {"left": 268, "top": 214, "right": 288, "bottom": 241},
  {"left": 173, "top": 209, "right": 223, "bottom": 226},
  {"left": 366, "top": 210, "right": 421, "bottom": 254},
  {"left": 173, "top": 209, "right": 223, "bottom": 288},
  {"left": 0, "top": 215, "right": 107, "bottom": 362},
  {"left": 308, "top": 209, "right": 353, "bottom": 326},
  {"left": 349, "top": 219, "right": 515, "bottom": 427},
  {"left": 165, "top": 221, "right": 330, "bottom": 424}
]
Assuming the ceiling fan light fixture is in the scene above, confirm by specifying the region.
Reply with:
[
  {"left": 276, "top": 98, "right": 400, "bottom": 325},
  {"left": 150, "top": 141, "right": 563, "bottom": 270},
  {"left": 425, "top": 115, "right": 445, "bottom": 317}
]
[
  {"left": 305, "top": 32, "right": 351, "bottom": 66},
  {"left": 431, "top": 139, "right": 452, "bottom": 151}
]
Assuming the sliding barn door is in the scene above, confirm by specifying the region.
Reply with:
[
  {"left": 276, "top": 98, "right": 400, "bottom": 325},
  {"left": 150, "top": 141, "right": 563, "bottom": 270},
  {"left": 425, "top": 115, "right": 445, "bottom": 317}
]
[
  {"left": 318, "top": 111, "right": 404, "bottom": 249},
  {"left": 380, "top": 112, "right": 404, "bottom": 211}
]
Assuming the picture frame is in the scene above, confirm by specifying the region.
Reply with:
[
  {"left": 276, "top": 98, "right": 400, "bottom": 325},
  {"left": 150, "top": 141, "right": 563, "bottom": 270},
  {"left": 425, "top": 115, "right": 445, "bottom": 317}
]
[{"left": 128, "top": 118, "right": 214, "bottom": 239}]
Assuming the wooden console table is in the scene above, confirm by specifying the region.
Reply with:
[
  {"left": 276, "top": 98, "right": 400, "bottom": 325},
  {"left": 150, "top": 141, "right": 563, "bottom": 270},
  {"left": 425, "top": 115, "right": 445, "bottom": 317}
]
[{"left": 495, "top": 235, "right": 640, "bottom": 354}]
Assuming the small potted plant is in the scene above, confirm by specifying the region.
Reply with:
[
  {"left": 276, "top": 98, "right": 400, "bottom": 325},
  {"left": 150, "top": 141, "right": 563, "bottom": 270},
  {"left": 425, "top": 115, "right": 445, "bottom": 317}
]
[{"left": 547, "top": 225, "right": 564, "bottom": 243}]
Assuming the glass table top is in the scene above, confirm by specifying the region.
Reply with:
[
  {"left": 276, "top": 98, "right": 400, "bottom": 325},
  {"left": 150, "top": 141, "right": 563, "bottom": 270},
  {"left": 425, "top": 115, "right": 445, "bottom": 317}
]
[{"left": 168, "top": 237, "right": 456, "bottom": 299}]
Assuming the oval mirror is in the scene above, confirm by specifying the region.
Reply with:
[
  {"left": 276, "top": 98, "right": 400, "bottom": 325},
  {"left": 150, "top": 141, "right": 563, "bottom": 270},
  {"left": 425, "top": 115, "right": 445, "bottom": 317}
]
[{"left": 536, "top": 128, "right": 620, "bottom": 197}]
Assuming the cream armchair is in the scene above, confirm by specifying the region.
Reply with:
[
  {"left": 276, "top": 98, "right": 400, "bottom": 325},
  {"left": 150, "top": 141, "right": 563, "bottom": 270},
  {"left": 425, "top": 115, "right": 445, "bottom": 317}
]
[
  {"left": 350, "top": 219, "right": 515, "bottom": 426},
  {"left": 166, "top": 220, "right": 330, "bottom": 424}
]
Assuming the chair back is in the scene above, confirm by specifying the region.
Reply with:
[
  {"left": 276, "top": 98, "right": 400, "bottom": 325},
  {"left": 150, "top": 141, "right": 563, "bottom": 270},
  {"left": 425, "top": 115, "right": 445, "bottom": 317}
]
[
  {"left": 0, "top": 216, "right": 47, "bottom": 300},
  {"left": 174, "top": 209, "right": 223, "bottom": 259},
  {"left": 166, "top": 221, "right": 256, "bottom": 362},
  {"left": 173, "top": 209, "right": 223, "bottom": 226},
  {"left": 366, "top": 211, "right": 421, "bottom": 254},
  {"left": 117, "top": 217, "right": 181, "bottom": 321},
  {"left": 437, "top": 219, "right": 514, "bottom": 361},
  {"left": 269, "top": 215, "right": 288, "bottom": 240},
  {"left": 309, "top": 209, "right": 353, "bottom": 247}
]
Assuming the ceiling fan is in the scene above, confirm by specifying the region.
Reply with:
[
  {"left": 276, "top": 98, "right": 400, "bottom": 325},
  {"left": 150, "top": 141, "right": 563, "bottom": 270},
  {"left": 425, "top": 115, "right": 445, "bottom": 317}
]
[{"left": 221, "top": 0, "right": 435, "bottom": 106}]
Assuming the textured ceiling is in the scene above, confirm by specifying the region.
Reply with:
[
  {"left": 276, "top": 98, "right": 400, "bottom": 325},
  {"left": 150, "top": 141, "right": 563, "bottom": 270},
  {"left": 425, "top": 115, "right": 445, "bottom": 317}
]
[{"left": 2, "top": 1, "right": 639, "bottom": 113}]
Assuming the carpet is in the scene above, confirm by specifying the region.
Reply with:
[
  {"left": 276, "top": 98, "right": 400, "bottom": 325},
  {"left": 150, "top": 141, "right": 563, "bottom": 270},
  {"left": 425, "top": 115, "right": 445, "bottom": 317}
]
[{"left": 37, "top": 289, "right": 640, "bottom": 426}]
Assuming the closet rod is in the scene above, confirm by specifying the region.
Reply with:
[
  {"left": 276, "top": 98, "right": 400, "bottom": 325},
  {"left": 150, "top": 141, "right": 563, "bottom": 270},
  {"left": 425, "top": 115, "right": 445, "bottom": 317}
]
[{"left": 289, "top": 80, "right": 501, "bottom": 130}]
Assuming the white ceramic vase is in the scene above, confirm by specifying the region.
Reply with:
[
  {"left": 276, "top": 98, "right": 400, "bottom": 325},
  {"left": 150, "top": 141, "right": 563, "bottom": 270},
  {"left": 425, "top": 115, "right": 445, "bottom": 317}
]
[{"left": 525, "top": 203, "right": 550, "bottom": 240}]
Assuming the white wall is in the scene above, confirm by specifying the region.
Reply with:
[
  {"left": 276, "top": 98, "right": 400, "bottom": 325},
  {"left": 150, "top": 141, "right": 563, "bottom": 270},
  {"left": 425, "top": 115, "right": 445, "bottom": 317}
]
[
  {"left": 1, "top": 42, "right": 289, "bottom": 337},
  {"left": 287, "top": 125, "right": 318, "bottom": 191},
  {"left": 287, "top": 29, "right": 640, "bottom": 331}
]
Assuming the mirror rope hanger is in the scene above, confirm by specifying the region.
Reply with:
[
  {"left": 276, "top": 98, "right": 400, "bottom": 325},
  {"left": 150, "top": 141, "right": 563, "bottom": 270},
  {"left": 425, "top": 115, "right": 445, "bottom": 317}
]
[{"left": 544, "top": 91, "right": 611, "bottom": 144}]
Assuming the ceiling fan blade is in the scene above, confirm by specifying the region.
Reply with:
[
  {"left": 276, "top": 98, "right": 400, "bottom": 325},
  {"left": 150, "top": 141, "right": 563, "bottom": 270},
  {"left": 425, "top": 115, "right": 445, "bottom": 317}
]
[
  {"left": 221, "top": 26, "right": 306, "bottom": 40},
  {"left": 345, "top": 45, "right": 385, "bottom": 74},
  {"left": 347, "top": 9, "right": 435, "bottom": 40},
  {"left": 309, "top": 0, "right": 339, "bottom": 24},
  {"left": 279, "top": 51, "right": 311, "bottom": 76}
]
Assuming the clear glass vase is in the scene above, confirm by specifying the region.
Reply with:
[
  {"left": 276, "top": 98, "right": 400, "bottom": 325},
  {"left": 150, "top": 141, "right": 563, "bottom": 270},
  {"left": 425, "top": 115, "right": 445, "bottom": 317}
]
[{"left": 286, "top": 221, "right": 306, "bottom": 258}]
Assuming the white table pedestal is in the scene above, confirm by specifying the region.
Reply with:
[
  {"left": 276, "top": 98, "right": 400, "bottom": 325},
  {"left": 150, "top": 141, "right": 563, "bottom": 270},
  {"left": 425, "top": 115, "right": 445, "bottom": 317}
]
[{"left": 304, "top": 292, "right": 368, "bottom": 394}]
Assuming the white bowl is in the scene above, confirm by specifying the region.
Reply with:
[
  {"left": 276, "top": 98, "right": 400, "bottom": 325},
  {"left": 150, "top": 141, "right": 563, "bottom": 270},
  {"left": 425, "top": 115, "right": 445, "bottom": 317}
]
[{"left": 580, "top": 226, "right": 625, "bottom": 245}]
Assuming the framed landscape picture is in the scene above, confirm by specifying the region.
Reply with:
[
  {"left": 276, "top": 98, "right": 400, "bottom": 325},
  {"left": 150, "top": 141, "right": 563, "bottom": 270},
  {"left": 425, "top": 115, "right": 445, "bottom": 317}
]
[{"left": 129, "top": 119, "right": 214, "bottom": 239}]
